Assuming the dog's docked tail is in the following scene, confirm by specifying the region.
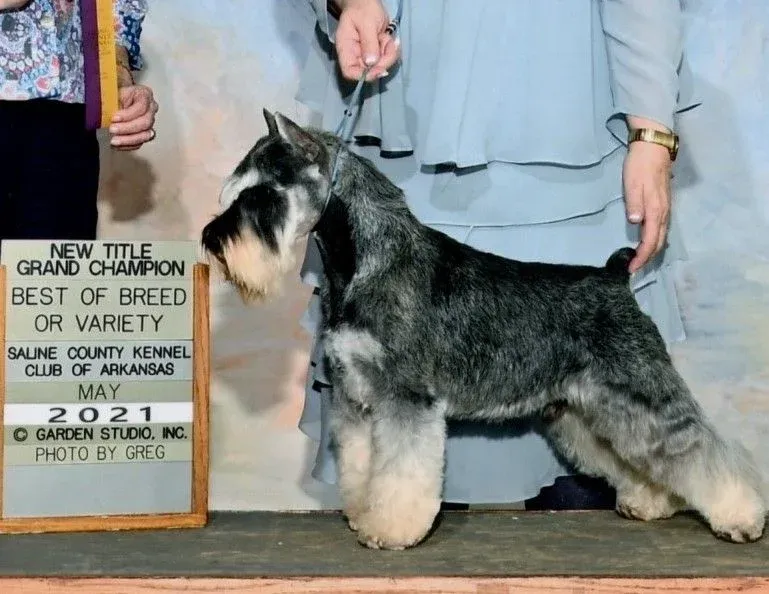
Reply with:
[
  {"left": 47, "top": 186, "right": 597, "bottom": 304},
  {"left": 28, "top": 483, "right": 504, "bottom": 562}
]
[{"left": 605, "top": 247, "right": 636, "bottom": 277}]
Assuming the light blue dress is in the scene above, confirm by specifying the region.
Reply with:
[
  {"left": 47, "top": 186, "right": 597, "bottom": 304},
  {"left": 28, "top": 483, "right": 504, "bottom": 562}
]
[{"left": 295, "top": 0, "right": 700, "bottom": 503}]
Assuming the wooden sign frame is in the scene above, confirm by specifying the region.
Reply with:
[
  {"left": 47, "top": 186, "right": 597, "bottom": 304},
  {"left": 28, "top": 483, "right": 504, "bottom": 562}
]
[{"left": 0, "top": 262, "right": 210, "bottom": 534}]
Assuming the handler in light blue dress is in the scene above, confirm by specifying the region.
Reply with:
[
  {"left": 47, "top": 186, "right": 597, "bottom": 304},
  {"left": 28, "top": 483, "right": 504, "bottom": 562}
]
[{"left": 295, "top": 0, "right": 699, "bottom": 505}]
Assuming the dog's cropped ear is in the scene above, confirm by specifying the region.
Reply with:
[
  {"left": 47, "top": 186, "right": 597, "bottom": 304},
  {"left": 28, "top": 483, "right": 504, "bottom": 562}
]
[
  {"left": 274, "top": 112, "right": 322, "bottom": 162},
  {"left": 263, "top": 108, "right": 280, "bottom": 137}
]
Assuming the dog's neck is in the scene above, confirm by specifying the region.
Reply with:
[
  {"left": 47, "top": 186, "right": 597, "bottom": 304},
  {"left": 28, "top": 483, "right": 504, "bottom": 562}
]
[{"left": 312, "top": 148, "right": 420, "bottom": 293}]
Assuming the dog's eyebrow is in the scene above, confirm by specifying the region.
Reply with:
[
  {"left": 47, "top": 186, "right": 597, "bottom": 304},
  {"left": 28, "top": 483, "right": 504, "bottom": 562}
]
[
  {"left": 220, "top": 167, "right": 262, "bottom": 208},
  {"left": 238, "top": 182, "right": 270, "bottom": 199},
  {"left": 237, "top": 183, "right": 289, "bottom": 208}
]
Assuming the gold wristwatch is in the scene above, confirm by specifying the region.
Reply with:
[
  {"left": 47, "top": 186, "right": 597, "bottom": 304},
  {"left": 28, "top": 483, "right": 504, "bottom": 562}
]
[{"left": 628, "top": 128, "right": 679, "bottom": 161}]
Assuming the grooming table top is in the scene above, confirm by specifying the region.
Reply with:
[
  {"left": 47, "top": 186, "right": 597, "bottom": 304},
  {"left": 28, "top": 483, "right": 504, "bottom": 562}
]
[{"left": 1, "top": 510, "right": 767, "bottom": 579}]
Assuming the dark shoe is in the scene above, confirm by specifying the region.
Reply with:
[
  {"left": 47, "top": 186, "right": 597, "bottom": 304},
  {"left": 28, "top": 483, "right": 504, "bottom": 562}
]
[{"left": 524, "top": 475, "right": 616, "bottom": 510}]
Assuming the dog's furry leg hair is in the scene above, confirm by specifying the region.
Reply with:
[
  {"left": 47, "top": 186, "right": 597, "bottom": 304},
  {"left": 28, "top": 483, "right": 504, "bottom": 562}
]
[
  {"left": 545, "top": 406, "right": 685, "bottom": 521},
  {"left": 328, "top": 389, "right": 373, "bottom": 532},
  {"left": 548, "top": 364, "right": 767, "bottom": 543},
  {"left": 352, "top": 398, "right": 447, "bottom": 550}
]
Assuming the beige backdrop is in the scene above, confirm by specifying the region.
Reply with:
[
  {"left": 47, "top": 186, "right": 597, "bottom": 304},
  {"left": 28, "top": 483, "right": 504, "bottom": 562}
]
[{"left": 94, "top": 0, "right": 769, "bottom": 510}]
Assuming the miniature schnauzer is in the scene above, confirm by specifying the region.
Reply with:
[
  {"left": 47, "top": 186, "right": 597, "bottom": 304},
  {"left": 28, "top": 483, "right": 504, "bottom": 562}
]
[{"left": 201, "top": 109, "right": 767, "bottom": 550}]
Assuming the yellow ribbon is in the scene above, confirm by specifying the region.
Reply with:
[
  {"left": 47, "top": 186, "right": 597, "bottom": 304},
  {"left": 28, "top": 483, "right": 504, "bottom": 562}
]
[{"left": 95, "top": 0, "right": 118, "bottom": 128}]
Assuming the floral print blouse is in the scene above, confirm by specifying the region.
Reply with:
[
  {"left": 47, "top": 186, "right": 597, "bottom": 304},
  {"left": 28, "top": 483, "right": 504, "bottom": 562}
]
[{"left": 0, "top": 0, "right": 147, "bottom": 103}]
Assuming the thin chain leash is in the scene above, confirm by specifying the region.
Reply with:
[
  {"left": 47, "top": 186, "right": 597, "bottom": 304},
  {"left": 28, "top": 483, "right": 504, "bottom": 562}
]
[{"left": 325, "top": 64, "right": 372, "bottom": 201}]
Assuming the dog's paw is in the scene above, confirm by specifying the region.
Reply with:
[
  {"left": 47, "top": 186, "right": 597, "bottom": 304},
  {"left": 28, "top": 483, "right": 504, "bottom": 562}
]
[
  {"left": 354, "top": 500, "right": 439, "bottom": 550},
  {"left": 355, "top": 520, "right": 426, "bottom": 550},
  {"left": 345, "top": 514, "right": 360, "bottom": 532},
  {"left": 709, "top": 508, "right": 766, "bottom": 543},
  {"left": 711, "top": 514, "right": 766, "bottom": 544},
  {"left": 616, "top": 483, "right": 682, "bottom": 521},
  {"left": 357, "top": 531, "right": 412, "bottom": 550},
  {"left": 706, "top": 482, "right": 766, "bottom": 543},
  {"left": 340, "top": 492, "right": 369, "bottom": 533},
  {"left": 712, "top": 524, "right": 765, "bottom": 543}
]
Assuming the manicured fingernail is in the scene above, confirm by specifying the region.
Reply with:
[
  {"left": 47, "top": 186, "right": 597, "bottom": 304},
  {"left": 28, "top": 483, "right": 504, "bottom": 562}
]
[
  {"left": 364, "top": 54, "right": 378, "bottom": 65},
  {"left": 378, "top": 70, "right": 389, "bottom": 78},
  {"left": 629, "top": 213, "right": 642, "bottom": 223}
]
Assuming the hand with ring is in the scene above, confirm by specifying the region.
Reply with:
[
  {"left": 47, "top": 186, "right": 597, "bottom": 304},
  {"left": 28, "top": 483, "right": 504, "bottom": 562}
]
[
  {"left": 109, "top": 81, "right": 159, "bottom": 151},
  {"left": 334, "top": 0, "right": 401, "bottom": 81}
]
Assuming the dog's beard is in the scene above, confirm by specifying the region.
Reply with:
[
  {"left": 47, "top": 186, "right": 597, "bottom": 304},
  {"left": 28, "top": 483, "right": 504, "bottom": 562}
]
[{"left": 208, "top": 227, "right": 294, "bottom": 304}]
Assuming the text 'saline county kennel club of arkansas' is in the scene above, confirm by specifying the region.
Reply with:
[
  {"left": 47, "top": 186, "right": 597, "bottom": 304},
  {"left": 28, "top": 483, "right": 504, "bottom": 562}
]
[{"left": 201, "top": 109, "right": 767, "bottom": 550}]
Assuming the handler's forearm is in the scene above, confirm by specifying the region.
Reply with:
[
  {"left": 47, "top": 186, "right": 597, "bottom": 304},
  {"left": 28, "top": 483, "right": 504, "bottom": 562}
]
[{"left": 626, "top": 115, "right": 671, "bottom": 134}]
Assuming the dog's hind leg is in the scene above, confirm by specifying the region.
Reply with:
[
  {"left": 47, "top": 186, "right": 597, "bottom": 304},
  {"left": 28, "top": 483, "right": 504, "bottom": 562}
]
[
  {"left": 545, "top": 407, "right": 684, "bottom": 521},
  {"left": 581, "top": 364, "right": 767, "bottom": 543},
  {"left": 648, "top": 417, "right": 767, "bottom": 542},
  {"left": 328, "top": 390, "right": 373, "bottom": 532},
  {"left": 355, "top": 397, "right": 447, "bottom": 550}
]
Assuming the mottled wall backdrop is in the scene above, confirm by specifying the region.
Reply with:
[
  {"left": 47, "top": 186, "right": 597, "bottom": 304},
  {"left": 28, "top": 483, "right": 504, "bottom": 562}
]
[{"left": 95, "top": 0, "right": 768, "bottom": 510}]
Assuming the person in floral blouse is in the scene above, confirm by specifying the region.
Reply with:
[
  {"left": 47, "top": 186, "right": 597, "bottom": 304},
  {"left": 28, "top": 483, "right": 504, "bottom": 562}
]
[{"left": 0, "top": 0, "right": 158, "bottom": 241}]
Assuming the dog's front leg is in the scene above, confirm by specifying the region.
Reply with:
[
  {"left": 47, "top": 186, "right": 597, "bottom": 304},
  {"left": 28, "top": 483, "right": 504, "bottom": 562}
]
[
  {"left": 328, "top": 389, "right": 373, "bottom": 532},
  {"left": 356, "top": 398, "right": 447, "bottom": 550}
]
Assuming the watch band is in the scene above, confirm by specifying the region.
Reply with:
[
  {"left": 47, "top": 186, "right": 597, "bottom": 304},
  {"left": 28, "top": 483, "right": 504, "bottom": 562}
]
[{"left": 628, "top": 128, "right": 680, "bottom": 161}]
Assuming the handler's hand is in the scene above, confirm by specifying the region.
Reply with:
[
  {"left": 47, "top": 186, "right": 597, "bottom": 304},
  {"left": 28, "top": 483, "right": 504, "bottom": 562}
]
[
  {"left": 109, "top": 84, "right": 158, "bottom": 151},
  {"left": 0, "top": 0, "right": 30, "bottom": 10},
  {"left": 623, "top": 117, "right": 674, "bottom": 273},
  {"left": 335, "top": 0, "right": 400, "bottom": 81}
]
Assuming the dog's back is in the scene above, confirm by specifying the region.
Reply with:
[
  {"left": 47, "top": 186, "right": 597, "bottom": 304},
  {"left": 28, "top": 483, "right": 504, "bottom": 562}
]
[{"left": 366, "top": 227, "right": 659, "bottom": 414}]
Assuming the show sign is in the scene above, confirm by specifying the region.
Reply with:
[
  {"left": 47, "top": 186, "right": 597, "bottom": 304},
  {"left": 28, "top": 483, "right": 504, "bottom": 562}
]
[{"left": 0, "top": 240, "right": 210, "bottom": 533}]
